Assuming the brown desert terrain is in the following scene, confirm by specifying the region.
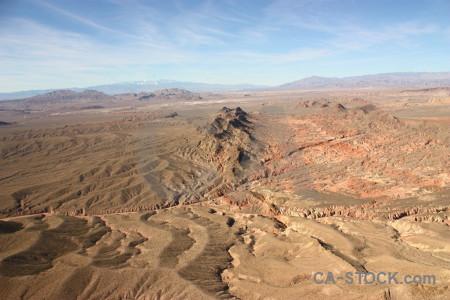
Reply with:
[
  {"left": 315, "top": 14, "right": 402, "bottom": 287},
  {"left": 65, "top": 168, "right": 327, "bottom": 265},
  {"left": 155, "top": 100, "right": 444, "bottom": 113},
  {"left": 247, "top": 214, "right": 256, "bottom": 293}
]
[{"left": 0, "top": 87, "right": 449, "bottom": 299}]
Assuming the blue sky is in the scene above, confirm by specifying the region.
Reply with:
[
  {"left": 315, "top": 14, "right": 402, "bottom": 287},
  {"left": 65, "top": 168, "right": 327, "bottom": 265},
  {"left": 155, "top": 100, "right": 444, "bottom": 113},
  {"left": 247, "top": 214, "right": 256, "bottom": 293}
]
[{"left": 1, "top": 0, "right": 449, "bottom": 92}]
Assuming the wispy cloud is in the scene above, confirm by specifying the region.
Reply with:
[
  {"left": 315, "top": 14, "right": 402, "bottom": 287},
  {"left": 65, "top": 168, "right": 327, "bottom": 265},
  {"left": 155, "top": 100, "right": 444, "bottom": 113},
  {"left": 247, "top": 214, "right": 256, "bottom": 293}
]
[
  {"left": 1, "top": 0, "right": 449, "bottom": 91},
  {"left": 326, "top": 21, "right": 440, "bottom": 51},
  {"left": 221, "top": 48, "right": 331, "bottom": 64},
  {"left": 35, "top": 0, "right": 117, "bottom": 34},
  {"left": 0, "top": 17, "right": 192, "bottom": 90},
  {"left": 34, "top": 0, "right": 167, "bottom": 49},
  {"left": 263, "top": 0, "right": 442, "bottom": 52}
]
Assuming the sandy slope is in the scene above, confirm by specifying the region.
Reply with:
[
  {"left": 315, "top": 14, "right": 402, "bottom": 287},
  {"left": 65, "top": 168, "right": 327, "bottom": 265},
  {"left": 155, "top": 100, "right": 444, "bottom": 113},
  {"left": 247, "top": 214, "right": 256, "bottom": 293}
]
[
  {"left": 0, "top": 89, "right": 449, "bottom": 299},
  {"left": 1, "top": 205, "right": 449, "bottom": 299}
]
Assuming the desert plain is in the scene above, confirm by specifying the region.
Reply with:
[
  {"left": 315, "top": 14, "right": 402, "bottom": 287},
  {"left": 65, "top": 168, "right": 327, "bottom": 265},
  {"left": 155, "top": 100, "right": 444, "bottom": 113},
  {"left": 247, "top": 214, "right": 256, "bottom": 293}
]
[{"left": 0, "top": 87, "right": 449, "bottom": 299}]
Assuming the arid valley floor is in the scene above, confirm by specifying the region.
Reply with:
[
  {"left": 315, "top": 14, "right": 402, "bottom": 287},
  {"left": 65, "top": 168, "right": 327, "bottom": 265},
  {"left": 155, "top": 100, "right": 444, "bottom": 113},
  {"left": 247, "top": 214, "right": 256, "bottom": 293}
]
[{"left": 0, "top": 88, "right": 449, "bottom": 299}]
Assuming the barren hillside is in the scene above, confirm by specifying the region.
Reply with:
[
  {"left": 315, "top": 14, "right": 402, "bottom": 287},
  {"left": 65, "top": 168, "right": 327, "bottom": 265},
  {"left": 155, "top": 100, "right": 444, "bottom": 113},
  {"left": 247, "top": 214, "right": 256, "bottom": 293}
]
[{"left": 0, "top": 89, "right": 449, "bottom": 299}]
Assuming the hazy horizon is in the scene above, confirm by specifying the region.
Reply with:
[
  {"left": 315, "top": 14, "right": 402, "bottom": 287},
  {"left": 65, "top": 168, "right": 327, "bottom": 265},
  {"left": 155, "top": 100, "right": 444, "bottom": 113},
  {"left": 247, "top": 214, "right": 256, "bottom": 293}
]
[
  {"left": 1, "top": 0, "right": 450, "bottom": 92},
  {"left": 2, "top": 71, "right": 450, "bottom": 97}
]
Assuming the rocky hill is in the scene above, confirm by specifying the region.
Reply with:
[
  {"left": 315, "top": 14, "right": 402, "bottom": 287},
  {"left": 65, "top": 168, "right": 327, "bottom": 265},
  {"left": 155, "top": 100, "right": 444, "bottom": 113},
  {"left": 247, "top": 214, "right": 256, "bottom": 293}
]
[
  {"left": 137, "top": 88, "right": 204, "bottom": 101},
  {"left": 198, "top": 107, "right": 264, "bottom": 196},
  {"left": 22, "top": 89, "right": 113, "bottom": 104}
]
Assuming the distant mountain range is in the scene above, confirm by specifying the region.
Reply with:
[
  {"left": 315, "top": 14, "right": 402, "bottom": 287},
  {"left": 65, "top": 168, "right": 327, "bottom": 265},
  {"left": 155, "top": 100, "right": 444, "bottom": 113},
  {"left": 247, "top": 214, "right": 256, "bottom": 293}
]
[
  {"left": 277, "top": 72, "right": 450, "bottom": 90},
  {"left": 0, "top": 80, "right": 265, "bottom": 101},
  {"left": 0, "top": 88, "right": 221, "bottom": 108},
  {"left": 1, "top": 72, "right": 450, "bottom": 101},
  {"left": 23, "top": 89, "right": 112, "bottom": 104},
  {"left": 81, "top": 80, "right": 264, "bottom": 95}
]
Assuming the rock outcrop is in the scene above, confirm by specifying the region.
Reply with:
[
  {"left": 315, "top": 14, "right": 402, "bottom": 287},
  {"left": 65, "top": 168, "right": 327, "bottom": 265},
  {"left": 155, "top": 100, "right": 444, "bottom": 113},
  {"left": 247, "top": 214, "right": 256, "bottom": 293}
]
[{"left": 199, "top": 107, "right": 264, "bottom": 195}]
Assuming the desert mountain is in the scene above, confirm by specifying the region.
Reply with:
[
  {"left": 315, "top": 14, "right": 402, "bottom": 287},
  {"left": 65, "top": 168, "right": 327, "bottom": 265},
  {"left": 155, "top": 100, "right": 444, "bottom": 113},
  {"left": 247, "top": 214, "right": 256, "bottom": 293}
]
[
  {"left": 277, "top": 72, "right": 450, "bottom": 90},
  {"left": 0, "top": 89, "right": 114, "bottom": 114},
  {"left": 2, "top": 72, "right": 450, "bottom": 101},
  {"left": 135, "top": 88, "right": 205, "bottom": 101},
  {"left": 0, "top": 80, "right": 265, "bottom": 101},
  {"left": 83, "top": 80, "right": 265, "bottom": 95},
  {"left": 199, "top": 107, "right": 264, "bottom": 194},
  {"left": 25, "top": 89, "right": 112, "bottom": 103}
]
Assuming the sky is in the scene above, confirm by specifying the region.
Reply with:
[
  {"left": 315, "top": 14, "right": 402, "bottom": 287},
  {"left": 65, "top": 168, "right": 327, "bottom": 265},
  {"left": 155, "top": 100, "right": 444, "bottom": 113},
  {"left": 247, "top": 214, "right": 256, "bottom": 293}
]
[{"left": 0, "top": 0, "right": 449, "bottom": 92}]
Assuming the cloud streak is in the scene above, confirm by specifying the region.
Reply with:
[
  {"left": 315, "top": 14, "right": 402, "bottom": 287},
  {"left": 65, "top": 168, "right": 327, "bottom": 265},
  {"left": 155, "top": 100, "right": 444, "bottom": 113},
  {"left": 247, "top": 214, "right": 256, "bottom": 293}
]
[{"left": 1, "top": 0, "right": 449, "bottom": 91}]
